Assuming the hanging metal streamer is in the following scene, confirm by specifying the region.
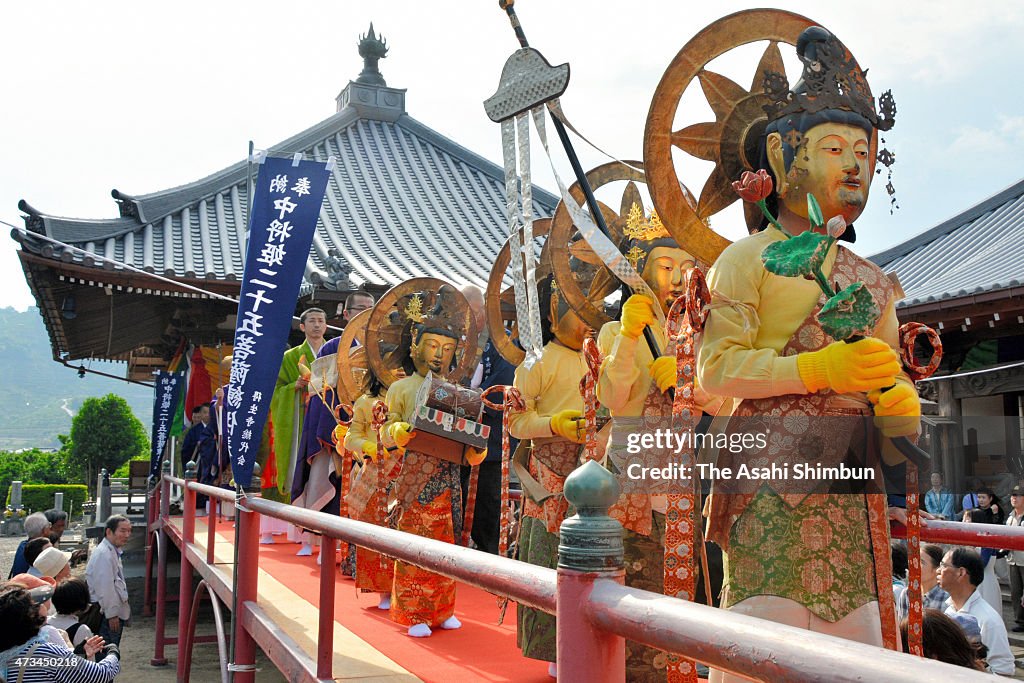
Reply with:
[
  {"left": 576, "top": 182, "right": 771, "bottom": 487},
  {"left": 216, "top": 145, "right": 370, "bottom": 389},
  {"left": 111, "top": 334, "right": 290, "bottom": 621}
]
[{"left": 500, "top": 115, "right": 545, "bottom": 368}]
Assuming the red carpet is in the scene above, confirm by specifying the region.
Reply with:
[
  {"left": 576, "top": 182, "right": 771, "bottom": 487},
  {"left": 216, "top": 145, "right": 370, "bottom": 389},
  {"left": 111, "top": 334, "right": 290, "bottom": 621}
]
[{"left": 216, "top": 526, "right": 551, "bottom": 682}]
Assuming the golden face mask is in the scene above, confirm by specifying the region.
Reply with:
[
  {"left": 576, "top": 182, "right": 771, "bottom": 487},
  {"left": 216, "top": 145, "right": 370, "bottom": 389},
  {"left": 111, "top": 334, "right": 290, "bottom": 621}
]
[
  {"left": 412, "top": 331, "right": 458, "bottom": 377},
  {"left": 772, "top": 121, "right": 873, "bottom": 227},
  {"left": 550, "top": 302, "right": 590, "bottom": 351},
  {"left": 640, "top": 246, "right": 696, "bottom": 314}
]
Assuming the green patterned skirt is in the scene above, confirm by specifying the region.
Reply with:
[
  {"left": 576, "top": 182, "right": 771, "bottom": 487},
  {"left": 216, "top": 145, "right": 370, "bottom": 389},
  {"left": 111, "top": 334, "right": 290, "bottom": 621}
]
[
  {"left": 724, "top": 488, "right": 876, "bottom": 622},
  {"left": 517, "top": 515, "right": 559, "bottom": 662}
]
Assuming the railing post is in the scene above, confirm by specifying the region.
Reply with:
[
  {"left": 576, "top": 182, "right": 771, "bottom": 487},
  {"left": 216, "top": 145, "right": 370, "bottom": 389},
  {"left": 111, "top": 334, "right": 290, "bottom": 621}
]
[
  {"left": 232, "top": 476, "right": 262, "bottom": 683},
  {"left": 317, "top": 533, "right": 337, "bottom": 678},
  {"left": 206, "top": 490, "right": 218, "bottom": 566},
  {"left": 152, "top": 461, "right": 172, "bottom": 666},
  {"left": 143, "top": 472, "right": 160, "bottom": 618},
  {"left": 176, "top": 460, "right": 198, "bottom": 681},
  {"left": 557, "top": 460, "right": 625, "bottom": 682}
]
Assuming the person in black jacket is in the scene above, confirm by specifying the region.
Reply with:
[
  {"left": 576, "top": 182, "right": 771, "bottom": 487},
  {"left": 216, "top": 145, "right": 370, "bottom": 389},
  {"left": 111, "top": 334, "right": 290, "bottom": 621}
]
[{"left": 459, "top": 330, "right": 519, "bottom": 555}]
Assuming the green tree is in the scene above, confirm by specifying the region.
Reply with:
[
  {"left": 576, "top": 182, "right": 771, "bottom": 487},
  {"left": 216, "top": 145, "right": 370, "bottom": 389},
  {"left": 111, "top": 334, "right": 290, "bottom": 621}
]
[
  {"left": 68, "top": 394, "right": 149, "bottom": 494},
  {"left": 0, "top": 447, "right": 70, "bottom": 505}
]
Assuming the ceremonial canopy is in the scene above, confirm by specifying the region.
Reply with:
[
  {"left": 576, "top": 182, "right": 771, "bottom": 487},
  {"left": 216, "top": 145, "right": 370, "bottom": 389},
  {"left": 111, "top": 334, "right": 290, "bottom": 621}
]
[{"left": 12, "top": 28, "right": 558, "bottom": 379}]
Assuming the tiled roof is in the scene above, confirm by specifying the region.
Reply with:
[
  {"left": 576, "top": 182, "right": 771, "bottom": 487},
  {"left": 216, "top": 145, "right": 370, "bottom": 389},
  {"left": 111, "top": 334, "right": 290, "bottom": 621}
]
[
  {"left": 14, "top": 84, "right": 559, "bottom": 292},
  {"left": 870, "top": 178, "right": 1024, "bottom": 307}
]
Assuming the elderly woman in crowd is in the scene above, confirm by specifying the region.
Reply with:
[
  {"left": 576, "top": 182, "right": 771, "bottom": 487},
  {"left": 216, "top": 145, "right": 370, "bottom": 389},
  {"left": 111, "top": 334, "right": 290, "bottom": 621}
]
[{"left": 0, "top": 582, "right": 119, "bottom": 682}]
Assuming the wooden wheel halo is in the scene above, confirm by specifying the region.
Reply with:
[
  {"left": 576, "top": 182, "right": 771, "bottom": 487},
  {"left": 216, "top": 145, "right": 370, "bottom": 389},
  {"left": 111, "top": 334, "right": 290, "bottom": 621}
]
[
  {"left": 335, "top": 309, "right": 371, "bottom": 406},
  {"left": 485, "top": 218, "right": 553, "bottom": 366},
  {"left": 364, "top": 277, "right": 480, "bottom": 388},
  {"left": 547, "top": 160, "right": 646, "bottom": 332},
  {"left": 643, "top": 9, "right": 825, "bottom": 265}
]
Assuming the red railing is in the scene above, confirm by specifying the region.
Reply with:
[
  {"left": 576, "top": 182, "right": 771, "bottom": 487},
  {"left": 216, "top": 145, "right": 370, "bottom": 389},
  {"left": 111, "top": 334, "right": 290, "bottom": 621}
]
[{"left": 149, "top": 464, "right": 1012, "bottom": 683}]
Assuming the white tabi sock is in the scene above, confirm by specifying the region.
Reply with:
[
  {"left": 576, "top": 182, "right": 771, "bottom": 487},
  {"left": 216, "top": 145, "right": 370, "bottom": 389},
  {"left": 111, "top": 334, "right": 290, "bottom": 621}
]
[
  {"left": 407, "top": 623, "right": 432, "bottom": 638},
  {"left": 440, "top": 616, "right": 461, "bottom": 630}
]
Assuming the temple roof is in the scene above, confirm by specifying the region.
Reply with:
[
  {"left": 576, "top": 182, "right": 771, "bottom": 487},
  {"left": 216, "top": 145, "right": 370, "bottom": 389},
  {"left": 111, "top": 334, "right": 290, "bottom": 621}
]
[
  {"left": 14, "top": 53, "right": 558, "bottom": 293},
  {"left": 871, "top": 177, "right": 1024, "bottom": 308}
]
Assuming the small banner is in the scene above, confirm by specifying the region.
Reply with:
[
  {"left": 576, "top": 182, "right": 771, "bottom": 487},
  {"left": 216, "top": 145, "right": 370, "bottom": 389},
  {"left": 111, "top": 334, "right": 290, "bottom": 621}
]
[
  {"left": 226, "top": 156, "right": 331, "bottom": 488},
  {"left": 151, "top": 370, "right": 184, "bottom": 478}
]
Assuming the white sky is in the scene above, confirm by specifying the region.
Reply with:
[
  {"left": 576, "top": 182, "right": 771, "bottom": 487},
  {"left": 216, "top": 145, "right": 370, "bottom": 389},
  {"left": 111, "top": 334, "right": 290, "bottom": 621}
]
[{"left": 1, "top": 1, "right": 1021, "bottom": 311}]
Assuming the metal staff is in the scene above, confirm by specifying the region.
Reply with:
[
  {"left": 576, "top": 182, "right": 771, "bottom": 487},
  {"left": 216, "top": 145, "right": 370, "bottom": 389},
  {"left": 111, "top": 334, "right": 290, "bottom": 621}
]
[{"left": 494, "top": 0, "right": 666, "bottom": 364}]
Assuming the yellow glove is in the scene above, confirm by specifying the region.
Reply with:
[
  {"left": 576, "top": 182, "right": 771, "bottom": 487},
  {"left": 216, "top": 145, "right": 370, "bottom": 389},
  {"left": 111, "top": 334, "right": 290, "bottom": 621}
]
[
  {"left": 620, "top": 294, "right": 656, "bottom": 340},
  {"left": 465, "top": 447, "right": 487, "bottom": 466},
  {"left": 796, "top": 338, "right": 901, "bottom": 394},
  {"left": 361, "top": 439, "right": 378, "bottom": 462},
  {"left": 333, "top": 424, "right": 348, "bottom": 443},
  {"left": 388, "top": 422, "right": 416, "bottom": 448},
  {"left": 550, "top": 409, "right": 585, "bottom": 444},
  {"left": 649, "top": 356, "right": 677, "bottom": 393},
  {"left": 869, "top": 382, "right": 920, "bottom": 437},
  {"left": 332, "top": 424, "right": 349, "bottom": 456}
]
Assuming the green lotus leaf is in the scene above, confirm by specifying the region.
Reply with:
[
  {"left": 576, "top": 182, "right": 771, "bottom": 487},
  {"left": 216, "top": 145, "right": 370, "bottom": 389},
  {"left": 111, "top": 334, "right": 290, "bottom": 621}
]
[
  {"left": 818, "top": 282, "right": 880, "bottom": 341},
  {"left": 761, "top": 231, "right": 831, "bottom": 278},
  {"left": 807, "top": 193, "right": 824, "bottom": 227}
]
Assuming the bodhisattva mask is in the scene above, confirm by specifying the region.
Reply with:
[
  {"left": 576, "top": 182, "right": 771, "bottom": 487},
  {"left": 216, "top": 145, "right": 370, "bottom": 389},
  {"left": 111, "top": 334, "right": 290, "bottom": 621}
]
[
  {"left": 411, "top": 331, "right": 458, "bottom": 378},
  {"left": 766, "top": 121, "right": 873, "bottom": 227},
  {"left": 640, "top": 246, "right": 697, "bottom": 314},
  {"left": 549, "top": 289, "right": 590, "bottom": 351}
]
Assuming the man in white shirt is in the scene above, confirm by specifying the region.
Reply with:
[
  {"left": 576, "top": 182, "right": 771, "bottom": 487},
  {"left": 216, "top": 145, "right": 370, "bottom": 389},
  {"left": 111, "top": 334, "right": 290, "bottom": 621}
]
[
  {"left": 939, "top": 547, "right": 1015, "bottom": 676},
  {"left": 85, "top": 515, "right": 132, "bottom": 646}
]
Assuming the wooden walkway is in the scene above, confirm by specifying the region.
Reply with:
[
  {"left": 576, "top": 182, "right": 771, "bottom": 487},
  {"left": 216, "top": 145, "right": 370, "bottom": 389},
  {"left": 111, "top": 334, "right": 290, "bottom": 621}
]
[{"left": 161, "top": 515, "right": 550, "bottom": 682}]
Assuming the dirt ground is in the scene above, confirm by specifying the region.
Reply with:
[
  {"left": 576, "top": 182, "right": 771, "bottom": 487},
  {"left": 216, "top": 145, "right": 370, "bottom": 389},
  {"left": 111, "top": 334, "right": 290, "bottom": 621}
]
[
  {"left": 119, "top": 613, "right": 284, "bottom": 682},
  {"left": 117, "top": 552, "right": 287, "bottom": 681}
]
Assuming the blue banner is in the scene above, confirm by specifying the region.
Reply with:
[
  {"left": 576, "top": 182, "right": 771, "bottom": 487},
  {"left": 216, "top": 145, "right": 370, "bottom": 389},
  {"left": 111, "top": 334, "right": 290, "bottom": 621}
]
[
  {"left": 151, "top": 370, "right": 184, "bottom": 478},
  {"left": 227, "top": 156, "right": 331, "bottom": 488}
]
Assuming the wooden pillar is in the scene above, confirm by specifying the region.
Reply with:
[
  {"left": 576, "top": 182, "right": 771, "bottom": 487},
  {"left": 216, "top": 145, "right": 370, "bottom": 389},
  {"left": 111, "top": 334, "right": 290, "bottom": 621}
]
[{"left": 936, "top": 379, "right": 964, "bottom": 500}]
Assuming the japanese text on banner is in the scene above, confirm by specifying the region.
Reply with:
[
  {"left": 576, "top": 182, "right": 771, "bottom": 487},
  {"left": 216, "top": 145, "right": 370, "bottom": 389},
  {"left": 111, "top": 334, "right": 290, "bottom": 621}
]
[
  {"left": 227, "top": 156, "right": 331, "bottom": 488},
  {"left": 150, "top": 370, "right": 183, "bottom": 478}
]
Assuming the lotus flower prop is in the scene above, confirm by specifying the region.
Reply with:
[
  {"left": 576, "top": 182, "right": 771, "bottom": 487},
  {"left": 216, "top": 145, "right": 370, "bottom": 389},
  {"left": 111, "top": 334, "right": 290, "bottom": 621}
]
[{"left": 735, "top": 170, "right": 879, "bottom": 340}]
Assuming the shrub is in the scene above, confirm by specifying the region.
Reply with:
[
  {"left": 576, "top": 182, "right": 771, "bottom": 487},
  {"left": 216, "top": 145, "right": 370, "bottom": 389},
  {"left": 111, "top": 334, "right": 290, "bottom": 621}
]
[
  {"left": 0, "top": 448, "right": 71, "bottom": 506},
  {"left": 113, "top": 455, "right": 150, "bottom": 478},
  {"left": 7, "top": 484, "right": 89, "bottom": 518}
]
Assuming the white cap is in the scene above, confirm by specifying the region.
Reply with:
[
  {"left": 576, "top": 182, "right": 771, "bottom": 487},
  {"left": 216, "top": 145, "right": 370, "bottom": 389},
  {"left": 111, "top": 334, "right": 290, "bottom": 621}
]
[{"left": 33, "top": 546, "right": 72, "bottom": 578}]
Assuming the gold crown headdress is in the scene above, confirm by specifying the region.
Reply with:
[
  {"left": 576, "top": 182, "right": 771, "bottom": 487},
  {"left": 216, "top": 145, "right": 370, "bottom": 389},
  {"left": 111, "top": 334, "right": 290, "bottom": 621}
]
[
  {"left": 404, "top": 294, "right": 425, "bottom": 323},
  {"left": 623, "top": 203, "right": 676, "bottom": 270},
  {"left": 400, "top": 290, "right": 463, "bottom": 346}
]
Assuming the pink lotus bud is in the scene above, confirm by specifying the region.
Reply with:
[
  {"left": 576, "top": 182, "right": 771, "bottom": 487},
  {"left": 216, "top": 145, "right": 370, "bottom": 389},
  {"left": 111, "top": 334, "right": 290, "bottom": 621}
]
[
  {"left": 826, "top": 216, "right": 847, "bottom": 239},
  {"left": 731, "top": 169, "right": 773, "bottom": 203}
]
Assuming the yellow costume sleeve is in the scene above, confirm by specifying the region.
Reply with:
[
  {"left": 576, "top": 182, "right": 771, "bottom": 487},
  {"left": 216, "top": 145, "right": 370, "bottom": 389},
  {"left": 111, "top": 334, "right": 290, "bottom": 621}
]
[
  {"left": 508, "top": 361, "right": 555, "bottom": 440},
  {"left": 381, "top": 375, "right": 423, "bottom": 449},
  {"left": 698, "top": 247, "right": 810, "bottom": 399},
  {"left": 509, "top": 342, "right": 589, "bottom": 438},
  {"left": 343, "top": 395, "right": 375, "bottom": 454},
  {"left": 596, "top": 321, "right": 641, "bottom": 413},
  {"left": 381, "top": 383, "right": 405, "bottom": 450}
]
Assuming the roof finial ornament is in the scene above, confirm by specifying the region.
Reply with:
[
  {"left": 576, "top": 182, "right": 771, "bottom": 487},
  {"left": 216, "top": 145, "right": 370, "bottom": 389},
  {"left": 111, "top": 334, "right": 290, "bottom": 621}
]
[{"left": 357, "top": 23, "right": 389, "bottom": 87}]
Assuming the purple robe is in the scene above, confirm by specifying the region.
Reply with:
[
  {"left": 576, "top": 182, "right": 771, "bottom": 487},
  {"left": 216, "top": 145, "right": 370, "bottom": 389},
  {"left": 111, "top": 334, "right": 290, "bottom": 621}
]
[{"left": 290, "top": 337, "right": 351, "bottom": 514}]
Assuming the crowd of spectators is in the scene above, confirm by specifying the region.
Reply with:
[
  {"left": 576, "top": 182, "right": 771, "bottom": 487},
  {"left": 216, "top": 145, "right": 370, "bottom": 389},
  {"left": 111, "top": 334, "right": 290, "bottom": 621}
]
[{"left": 1, "top": 514, "right": 131, "bottom": 681}]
